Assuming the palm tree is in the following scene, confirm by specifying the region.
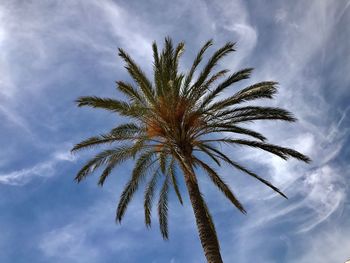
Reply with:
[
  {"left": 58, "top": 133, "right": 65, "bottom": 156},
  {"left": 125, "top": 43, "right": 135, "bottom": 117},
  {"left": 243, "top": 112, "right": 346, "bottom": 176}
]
[{"left": 72, "top": 37, "right": 310, "bottom": 263}]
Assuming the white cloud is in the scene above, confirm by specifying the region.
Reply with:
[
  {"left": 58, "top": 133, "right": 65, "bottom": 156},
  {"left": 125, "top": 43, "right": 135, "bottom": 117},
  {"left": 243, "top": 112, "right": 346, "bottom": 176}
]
[
  {"left": 211, "top": 0, "right": 258, "bottom": 68},
  {"left": 0, "top": 6, "right": 16, "bottom": 98},
  {"left": 289, "top": 227, "right": 350, "bottom": 263},
  {"left": 39, "top": 225, "right": 98, "bottom": 262},
  {"left": 96, "top": 1, "right": 153, "bottom": 61},
  {"left": 39, "top": 223, "right": 99, "bottom": 262},
  {"left": 0, "top": 149, "right": 75, "bottom": 186},
  {"left": 37, "top": 195, "right": 197, "bottom": 263},
  {"left": 0, "top": 0, "right": 153, "bottom": 130},
  {"left": 275, "top": 9, "right": 288, "bottom": 24},
  {"left": 297, "top": 165, "right": 346, "bottom": 233}
]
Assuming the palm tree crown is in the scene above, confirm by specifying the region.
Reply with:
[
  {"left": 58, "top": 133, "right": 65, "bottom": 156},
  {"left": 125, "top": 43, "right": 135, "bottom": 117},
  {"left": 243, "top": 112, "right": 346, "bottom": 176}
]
[{"left": 72, "top": 37, "right": 310, "bottom": 263}]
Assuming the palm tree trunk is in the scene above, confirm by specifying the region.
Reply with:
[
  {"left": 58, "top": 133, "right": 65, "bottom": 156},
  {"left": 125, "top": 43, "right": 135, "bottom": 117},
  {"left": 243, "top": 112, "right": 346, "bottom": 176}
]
[{"left": 177, "top": 152, "right": 223, "bottom": 263}]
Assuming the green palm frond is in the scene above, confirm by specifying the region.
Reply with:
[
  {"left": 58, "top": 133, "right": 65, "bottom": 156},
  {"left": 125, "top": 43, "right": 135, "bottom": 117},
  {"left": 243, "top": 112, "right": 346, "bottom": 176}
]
[
  {"left": 74, "top": 149, "right": 113, "bottom": 183},
  {"left": 118, "top": 48, "right": 155, "bottom": 104},
  {"left": 76, "top": 96, "right": 131, "bottom": 112},
  {"left": 194, "top": 158, "right": 246, "bottom": 213},
  {"left": 196, "top": 144, "right": 288, "bottom": 198},
  {"left": 206, "top": 138, "right": 310, "bottom": 162},
  {"left": 206, "top": 81, "right": 278, "bottom": 112},
  {"left": 189, "top": 42, "right": 235, "bottom": 98},
  {"left": 169, "top": 158, "right": 183, "bottom": 205},
  {"left": 74, "top": 144, "right": 141, "bottom": 183},
  {"left": 75, "top": 96, "right": 149, "bottom": 119},
  {"left": 97, "top": 142, "right": 144, "bottom": 186},
  {"left": 196, "top": 124, "right": 267, "bottom": 141},
  {"left": 116, "top": 81, "right": 146, "bottom": 104},
  {"left": 72, "top": 135, "right": 117, "bottom": 152},
  {"left": 195, "top": 144, "right": 222, "bottom": 166},
  {"left": 193, "top": 69, "right": 229, "bottom": 100},
  {"left": 144, "top": 169, "right": 160, "bottom": 227},
  {"left": 116, "top": 150, "right": 157, "bottom": 222},
  {"left": 182, "top": 40, "right": 213, "bottom": 95},
  {"left": 152, "top": 41, "right": 162, "bottom": 94},
  {"left": 158, "top": 176, "right": 169, "bottom": 239},
  {"left": 203, "top": 69, "right": 229, "bottom": 88},
  {"left": 159, "top": 148, "right": 168, "bottom": 174},
  {"left": 174, "top": 41, "right": 185, "bottom": 73},
  {"left": 211, "top": 106, "right": 296, "bottom": 123},
  {"left": 72, "top": 123, "right": 141, "bottom": 152},
  {"left": 200, "top": 68, "right": 253, "bottom": 108}
]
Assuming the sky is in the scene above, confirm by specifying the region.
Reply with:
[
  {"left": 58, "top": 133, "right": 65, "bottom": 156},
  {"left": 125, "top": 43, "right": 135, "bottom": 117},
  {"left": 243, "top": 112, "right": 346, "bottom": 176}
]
[{"left": 0, "top": 0, "right": 349, "bottom": 262}]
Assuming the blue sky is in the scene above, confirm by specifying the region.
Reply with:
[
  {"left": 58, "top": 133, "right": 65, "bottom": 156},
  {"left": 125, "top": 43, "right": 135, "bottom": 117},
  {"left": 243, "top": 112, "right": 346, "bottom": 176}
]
[{"left": 1, "top": 0, "right": 349, "bottom": 262}]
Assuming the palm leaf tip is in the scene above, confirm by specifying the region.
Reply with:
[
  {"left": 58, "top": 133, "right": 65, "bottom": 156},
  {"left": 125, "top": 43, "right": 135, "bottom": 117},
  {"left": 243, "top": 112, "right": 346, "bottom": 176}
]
[
  {"left": 75, "top": 96, "right": 111, "bottom": 108},
  {"left": 74, "top": 175, "right": 83, "bottom": 183},
  {"left": 75, "top": 96, "right": 90, "bottom": 107},
  {"left": 221, "top": 139, "right": 311, "bottom": 163}
]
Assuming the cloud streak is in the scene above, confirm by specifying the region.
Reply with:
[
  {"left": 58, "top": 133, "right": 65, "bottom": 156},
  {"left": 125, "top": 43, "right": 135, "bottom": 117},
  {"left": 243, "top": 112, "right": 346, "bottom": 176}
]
[{"left": 0, "top": 149, "right": 75, "bottom": 186}]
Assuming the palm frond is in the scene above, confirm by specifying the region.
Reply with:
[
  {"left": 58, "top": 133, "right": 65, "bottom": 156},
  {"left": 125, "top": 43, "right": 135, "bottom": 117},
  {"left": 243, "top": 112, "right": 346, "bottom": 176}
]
[
  {"left": 198, "top": 144, "right": 288, "bottom": 198},
  {"left": 206, "top": 81, "right": 278, "bottom": 112},
  {"left": 144, "top": 169, "right": 160, "bottom": 227},
  {"left": 174, "top": 41, "right": 185, "bottom": 70},
  {"left": 97, "top": 141, "right": 144, "bottom": 186},
  {"left": 194, "top": 144, "right": 222, "bottom": 166},
  {"left": 200, "top": 68, "right": 253, "bottom": 108},
  {"left": 188, "top": 69, "right": 229, "bottom": 104},
  {"left": 159, "top": 148, "right": 168, "bottom": 174},
  {"left": 152, "top": 41, "right": 160, "bottom": 69},
  {"left": 116, "top": 150, "right": 157, "bottom": 222},
  {"left": 116, "top": 81, "right": 146, "bottom": 104},
  {"left": 202, "top": 69, "right": 229, "bottom": 89},
  {"left": 161, "top": 37, "right": 175, "bottom": 89},
  {"left": 210, "top": 138, "right": 311, "bottom": 162},
  {"left": 118, "top": 48, "right": 155, "bottom": 104},
  {"left": 158, "top": 176, "right": 169, "bottom": 239},
  {"left": 194, "top": 158, "right": 246, "bottom": 213},
  {"left": 76, "top": 97, "right": 149, "bottom": 120},
  {"left": 190, "top": 42, "right": 235, "bottom": 97},
  {"left": 182, "top": 40, "right": 213, "bottom": 95},
  {"left": 74, "top": 149, "right": 115, "bottom": 183},
  {"left": 169, "top": 158, "right": 183, "bottom": 205},
  {"left": 212, "top": 106, "right": 296, "bottom": 123},
  {"left": 197, "top": 124, "right": 266, "bottom": 141},
  {"left": 74, "top": 144, "right": 142, "bottom": 183},
  {"left": 71, "top": 123, "right": 142, "bottom": 152},
  {"left": 72, "top": 135, "right": 116, "bottom": 152},
  {"left": 152, "top": 41, "right": 163, "bottom": 96},
  {"left": 75, "top": 96, "right": 134, "bottom": 114}
]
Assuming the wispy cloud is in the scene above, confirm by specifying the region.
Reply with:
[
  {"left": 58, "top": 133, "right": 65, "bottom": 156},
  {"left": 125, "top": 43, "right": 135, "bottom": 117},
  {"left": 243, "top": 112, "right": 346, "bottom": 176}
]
[
  {"left": 37, "top": 193, "right": 202, "bottom": 263},
  {"left": 0, "top": 149, "right": 75, "bottom": 186},
  {"left": 290, "top": 226, "right": 350, "bottom": 263},
  {"left": 39, "top": 222, "right": 99, "bottom": 262},
  {"left": 209, "top": 0, "right": 257, "bottom": 68},
  {"left": 0, "top": 0, "right": 153, "bottom": 131}
]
